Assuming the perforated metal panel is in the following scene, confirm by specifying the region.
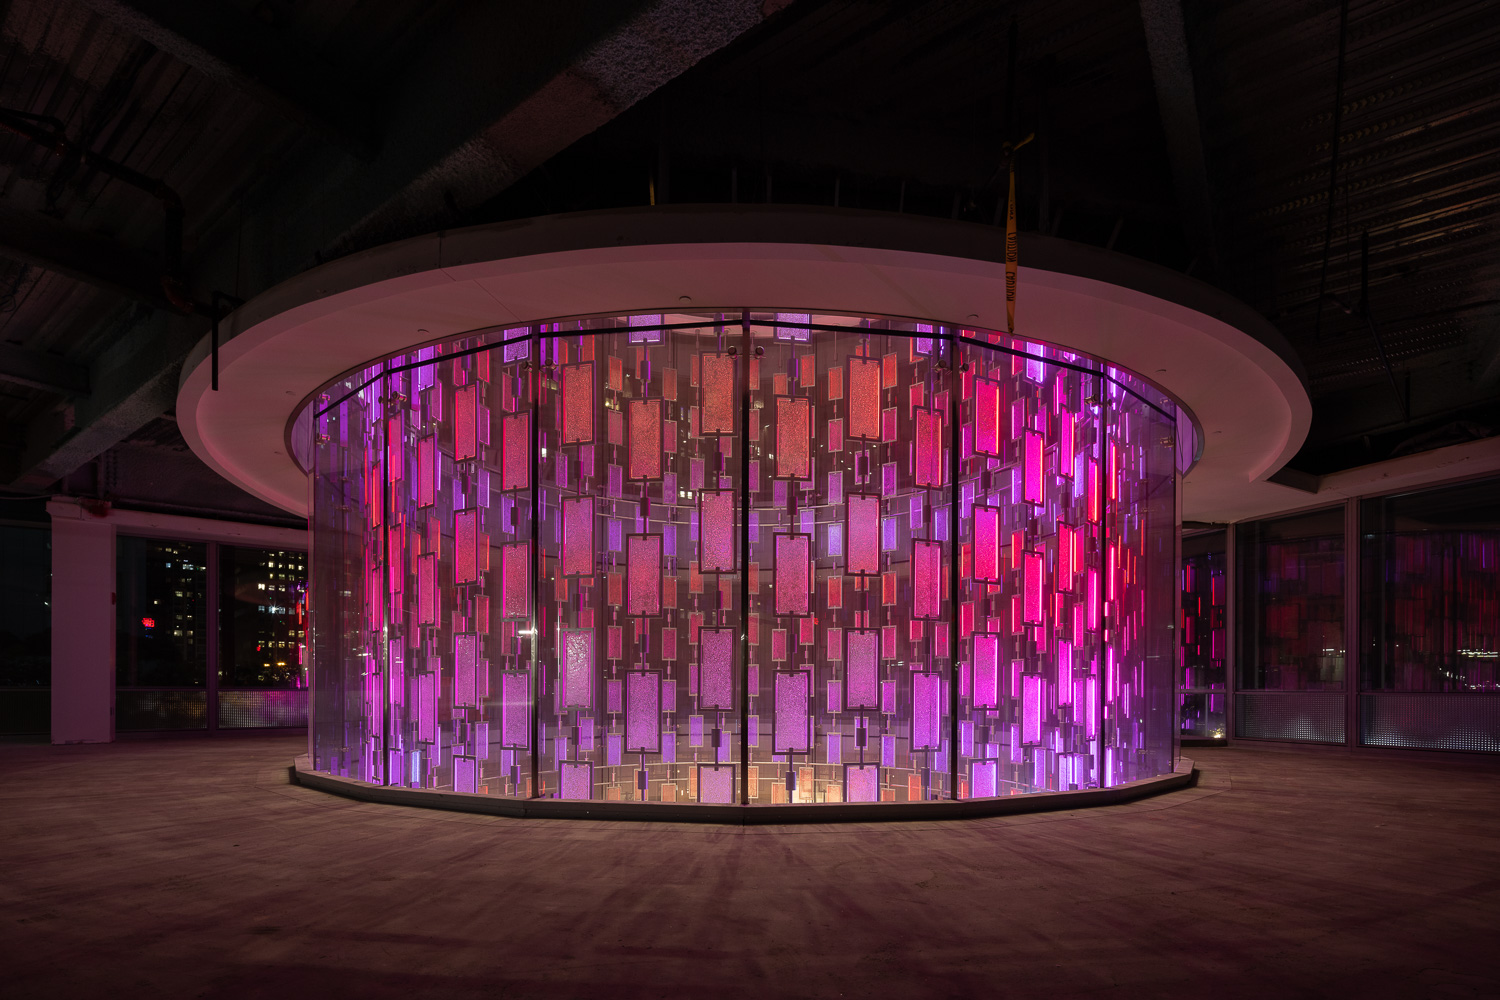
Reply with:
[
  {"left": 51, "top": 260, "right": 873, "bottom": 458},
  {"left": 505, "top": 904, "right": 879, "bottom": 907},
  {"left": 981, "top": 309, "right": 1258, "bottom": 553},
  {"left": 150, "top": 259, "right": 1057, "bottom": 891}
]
[
  {"left": 219, "top": 690, "right": 308, "bottom": 729},
  {"left": 116, "top": 690, "right": 208, "bottom": 731},
  {"left": 1235, "top": 691, "right": 1346, "bottom": 743},
  {"left": 1361, "top": 694, "right": 1500, "bottom": 753}
]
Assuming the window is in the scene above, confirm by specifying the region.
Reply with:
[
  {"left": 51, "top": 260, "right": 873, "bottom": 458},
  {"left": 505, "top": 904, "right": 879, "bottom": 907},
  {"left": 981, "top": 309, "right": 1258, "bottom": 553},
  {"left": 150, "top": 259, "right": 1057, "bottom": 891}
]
[
  {"left": 1237, "top": 508, "right": 1345, "bottom": 691},
  {"left": 219, "top": 545, "right": 308, "bottom": 689}
]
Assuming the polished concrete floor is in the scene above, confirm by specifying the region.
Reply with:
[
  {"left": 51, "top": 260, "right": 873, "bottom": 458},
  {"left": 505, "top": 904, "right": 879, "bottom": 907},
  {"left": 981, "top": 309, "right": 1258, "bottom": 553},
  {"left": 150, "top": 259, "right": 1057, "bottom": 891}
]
[{"left": 3, "top": 737, "right": 1499, "bottom": 999}]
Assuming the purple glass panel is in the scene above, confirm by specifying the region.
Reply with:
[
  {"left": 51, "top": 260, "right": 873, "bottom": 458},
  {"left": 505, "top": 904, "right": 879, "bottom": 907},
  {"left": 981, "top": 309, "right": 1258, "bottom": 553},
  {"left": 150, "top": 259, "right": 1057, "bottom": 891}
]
[
  {"left": 501, "top": 671, "right": 528, "bottom": 748},
  {"left": 971, "top": 760, "right": 998, "bottom": 798},
  {"left": 626, "top": 534, "right": 662, "bottom": 616},
  {"left": 776, "top": 396, "right": 811, "bottom": 479},
  {"left": 912, "top": 539, "right": 942, "bottom": 620},
  {"left": 416, "top": 436, "right": 436, "bottom": 507},
  {"left": 774, "top": 534, "right": 811, "bottom": 616},
  {"left": 846, "top": 494, "right": 881, "bottom": 576},
  {"left": 628, "top": 398, "right": 663, "bottom": 480},
  {"left": 1023, "top": 673, "right": 1043, "bottom": 744},
  {"left": 501, "top": 411, "right": 529, "bottom": 490},
  {"left": 561, "top": 496, "right": 594, "bottom": 577},
  {"left": 773, "top": 671, "right": 811, "bottom": 753},
  {"left": 625, "top": 670, "right": 661, "bottom": 752},
  {"left": 454, "top": 632, "right": 478, "bottom": 707},
  {"left": 699, "top": 627, "right": 735, "bottom": 710},
  {"left": 560, "top": 761, "right": 593, "bottom": 800},
  {"left": 560, "top": 627, "right": 593, "bottom": 710},
  {"left": 417, "top": 553, "right": 436, "bottom": 625},
  {"left": 627, "top": 313, "right": 664, "bottom": 343},
  {"left": 973, "top": 633, "right": 1000, "bottom": 708},
  {"left": 700, "top": 489, "right": 735, "bottom": 572},
  {"left": 845, "top": 764, "right": 879, "bottom": 803},
  {"left": 701, "top": 353, "right": 735, "bottom": 434},
  {"left": 561, "top": 362, "right": 593, "bottom": 444},
  {"left": 846, "top": 629, "right": 880, "bottom": 709},
  {"left": 912, "top": 672, "right": 942, "bottom": 750},
  {"left": 848, "top": 356, "right": 882, "bottom": 440}
]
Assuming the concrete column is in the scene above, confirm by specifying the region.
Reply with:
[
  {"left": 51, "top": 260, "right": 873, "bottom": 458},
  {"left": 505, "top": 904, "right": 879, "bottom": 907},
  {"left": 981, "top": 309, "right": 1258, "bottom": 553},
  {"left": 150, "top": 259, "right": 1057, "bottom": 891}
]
[{"left": 48, "top": 498, "right": 116, "bottom": 744}]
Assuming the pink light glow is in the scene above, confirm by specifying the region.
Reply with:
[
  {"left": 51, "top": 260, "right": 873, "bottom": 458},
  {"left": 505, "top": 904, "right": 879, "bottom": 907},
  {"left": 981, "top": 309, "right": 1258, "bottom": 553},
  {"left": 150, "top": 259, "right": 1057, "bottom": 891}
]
[
  {"left": 699, "top": 627, "right": 734, "bottom": 709},
  {"left": 501, "top": 542, "right": 529, "bottom": 619},
  {"left": 1023, "top": 673, "right": 1042, "bottom": 744},
  {"left": 560, "top": 628, "right": 593, "bottom": 710},
  {"left": 561, "top": 496, "right": 593, "bottom": 577},
  {"left": 416, "top": 436, "right": 435, "bottom": 507},
  {"left": 974, "top": 377, "right": 1001, "bottom": 455},
  {"left": 454, "top": 509, "right": 479, "bottom": 584},
  {"left": 455, "top": 632, "right": 478, "bottom": 707},
  {"left": 972, "top": 633, "right": 999, "bottom": 708},
  {"left": 773, "top": 671, "right": 811, "bottom": 753},
  {"left": 912, "top": 672, "right": 942, "bottom": 749},
  {"left": 846, "top": 629, "right": 880, "bottom": 708},
  {"left": 625, "top": 671, "right": 661, "bottom": 752},
  {"left": 915, "top": 408, "right": 943, "bottom": 487},
  {"left": 700, "top": 489, "right": 735, "bottom": 572}
]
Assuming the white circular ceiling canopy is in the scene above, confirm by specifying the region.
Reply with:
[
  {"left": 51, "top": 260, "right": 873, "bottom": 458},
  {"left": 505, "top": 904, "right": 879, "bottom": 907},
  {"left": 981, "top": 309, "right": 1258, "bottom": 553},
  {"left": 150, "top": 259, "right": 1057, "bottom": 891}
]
[{"left": 176, "top": 206, "right": 1309, "bottom": 521}]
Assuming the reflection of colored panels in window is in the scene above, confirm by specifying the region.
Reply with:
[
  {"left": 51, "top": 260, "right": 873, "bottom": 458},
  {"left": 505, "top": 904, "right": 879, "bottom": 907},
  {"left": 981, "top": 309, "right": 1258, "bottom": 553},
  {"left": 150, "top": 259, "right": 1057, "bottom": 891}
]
[
  {"left": 699, "top": 489, "right": 735, "bottom": 572},
  {"left": 972, "top": 633, "right": 1000, "bottom": 708},
  {"left": 416, "top": 436, "right": 436, "bottom": 507},
  {"left": 625, "top": 670, "right": 661, "bottom": 752},
  {"left": 501, "top": 542, "right": 529, "bottom": 619},
  {"left": 627, "top": 398, "right": 662, "bottom": 480},
  {"left": 774, "top": 534, "right": 811, "bottom": 616},
  {"left": 500, "top": 412, "right": 528, "bottom": 490},
  {"left": 560, "top": 627, "right": 594, "bottom": 710},
  {"left": 501, "top": 670, "right": 529, "bottom": 748},
  {"left": 912, "top": 672, "right": 942, "bottom": 750},
  {"left": 561, "top": 362, "right": 594, "bottom": 444},
  {"left": 1024, "top": 551, "right": 1044, "bottom": 624},
  {"left": 974, "top": 376, "right": 1002, "bottom": 456},
  {"left": 561, "top": 496, "right": 594, "bottom": 577},
  {"left": 775, "top": 396, "right": 811, "bottom": 479},
  {"left": 912, "top": 540, "right": 943, "bottom": 620},
  {"left": 846, "top": 494, "right": 881, "bottom": 576},
  {"left": 455, "top": 384, "right": 478, "bottom": 460},
  {"left": 699, "top": 627, "right": 735, "bottom": 710},
  {"left": 560, "top": 761, "right": 593, "bottom": 800},
  {"left": 845, "top": 763, "right": 879, "bottom": 803},
  {"left": 626, "top": 534, "right": 662, "bottom": 616},
  {"left": 773, "top": 671, "right": 811, "bottom": 753},
  {"left": 454, "top": 509, "right": 479, "bottom": 584},
  {"left": 699, "top": 764, "right": 735, "bottom": 803},
  {"left": 846, "top": 629, "right": 881, "bottom": 709},
  {"left": 701, "top": 353, "right": 735, "bottom": 434},
  {"left": 974, "top": 505, "right": 1002, "bottom": 582},
  {"left": 914, "top": 408, "right": 943, "bottom": 487},
  {"left": 454, "top": 632, "right": 478, "bottom": 708},
  {"left": 847, "top": 357, "right": 882, "bottom": 440},
  {"left": 1024, "top": 430, "right": 1044, "bottom": 504}
]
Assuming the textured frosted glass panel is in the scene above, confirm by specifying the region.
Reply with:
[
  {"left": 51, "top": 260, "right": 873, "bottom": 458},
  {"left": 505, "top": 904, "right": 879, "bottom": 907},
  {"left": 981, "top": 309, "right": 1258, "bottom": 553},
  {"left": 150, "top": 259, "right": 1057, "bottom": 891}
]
[
  {"left": 700, "top": 489, "right": 735, "bottom": 572},
  {"left": 1023, "top": 429, "right": 1044, "bottom": 505},
  {"left": 455, "top": 383, "right": 478, "bottom": 460},
  {"left": 773, "top": 670, "right": 811, "bottom": 752},
  {"left": 699, "top": 627, "right": 735, "bottom": 710},
  {"left": 560, "top": 628, "right": 594, "bottom": 710},
  {"left": 845, "top": 763, "right": 879, "bottom": 802},
  {"left": 561, "top": 362, "right": 593, "bottom": 444},
  {"left": 973, "top": 633, "right": 1000, "bottom": 708},
  {"left": 416, "top": 436, "right": 436, "bottom": 506},
  {"left": 971, "top": 760, "right": 998, "bottom": 798},
  {"left": 974, "top": 376, "right": 1002, "bottom": 456},
  {"left": 454, "top": 632, "right": 478, "bottom": 707},
  {"left": 699, "top": 764, "right": 735, "bottom": 803},
  {"left": 501, "top": 671, "right": 529, "bottom": 748},
  {"left": 914, "top": 408, "right": 943, "bottom": 488},
  {"left": 1023, "top": 550, "right": 1043, "bottom": 624},
  {"left": 625, "top": 670, "right": 661, "bottom": 752},
  {"left": 912, "top": 672, "right": 942, "bottom": 750},
  {"left": 846, "top": 629, "right": 880, "bottom": 709},
  {"left": 626, "top": 534, "right": 662, "bottom": 616},
  {"left": 775, "top": 396, "right": 811, "bottom": 479},
  {"left": 454, "top": 509, "right": 479, "bottom": 584},
  {"left": 701, "top": 353, "right": 735, "bottom": 434},
  {"left": 848, "top": 357, "right": 882, "bottom": 440},
  {"left": 560, "top": 761, "right": 592, "bottom": 800},
  {"left": 501, "top": 542, "right": 529, "bottom": 619},
  {"left": 913, "top": 540, "right": 942, "bottom": 620},
  {"left": 846, "top": 494, "right": 881, "bottom": 576},
  {"left": 974, "top": 504, "right": 1002, "bottom": 582},
  {"left": 628, "top": 398, "right": 663, "bottom": 480},
  {"left": 561, "top": 496, "right": 594, "bottom": 577},
  {"left": 774, "top": 534, "right": 811, "bottom": 616},
  {"left": 501, "top": 411, "right": 529, "bottom": 490}
]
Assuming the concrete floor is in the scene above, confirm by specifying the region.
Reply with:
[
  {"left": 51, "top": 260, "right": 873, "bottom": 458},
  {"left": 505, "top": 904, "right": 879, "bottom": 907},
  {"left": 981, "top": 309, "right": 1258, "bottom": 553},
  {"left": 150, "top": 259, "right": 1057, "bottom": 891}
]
[{"left": 3, "top": 738, "right": 1499, "bottom": 999}]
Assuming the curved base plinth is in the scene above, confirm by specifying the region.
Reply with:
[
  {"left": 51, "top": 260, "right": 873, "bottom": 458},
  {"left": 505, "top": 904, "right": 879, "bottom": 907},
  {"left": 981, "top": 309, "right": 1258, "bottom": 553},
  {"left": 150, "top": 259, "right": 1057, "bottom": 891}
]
[{"left": 292, "top": 755, "right": 1195, "bottom": 824}]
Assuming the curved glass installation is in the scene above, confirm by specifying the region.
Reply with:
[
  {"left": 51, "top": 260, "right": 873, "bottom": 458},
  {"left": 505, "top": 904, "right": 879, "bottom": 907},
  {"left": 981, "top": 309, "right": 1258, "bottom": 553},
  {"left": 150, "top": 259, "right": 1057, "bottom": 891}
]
[{"left": 305, "top": 311, "right": 1184, "bottom": 808}]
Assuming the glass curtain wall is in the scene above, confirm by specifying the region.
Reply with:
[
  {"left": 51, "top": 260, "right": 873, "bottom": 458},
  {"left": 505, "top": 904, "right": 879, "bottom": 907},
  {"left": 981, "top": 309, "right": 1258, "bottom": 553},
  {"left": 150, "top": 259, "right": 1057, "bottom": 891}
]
[
  {"left": 1236, "top": 508, "right": 1347, "bottom": 742},
  {"left": 1360, "top": 476, "right": 1500, "bottom": 751},
  {"left": 0, "top": 524, "right": 51, "bottom": 736},
  {"left": 306, "top": 312, "right": 1183, "bottom": 804},
  {"left": 1181, "top": 530, "right": 1227, "bottom": 738}
]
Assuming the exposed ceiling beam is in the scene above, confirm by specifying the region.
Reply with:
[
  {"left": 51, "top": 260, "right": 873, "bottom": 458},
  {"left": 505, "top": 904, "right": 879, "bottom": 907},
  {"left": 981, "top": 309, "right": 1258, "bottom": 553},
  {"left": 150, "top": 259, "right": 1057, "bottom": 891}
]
[
  {"left": 0, "top": 343, "right": 90, "bottom": 396},
  {"left": 1138, "top": 0, "right": 1220, "bottom": 273},
  {"left": 72, "top": 0, "right": 378, "bottom": 159},
  {"left": 0, "top": 204, "right": 176, "bottom": 309}
]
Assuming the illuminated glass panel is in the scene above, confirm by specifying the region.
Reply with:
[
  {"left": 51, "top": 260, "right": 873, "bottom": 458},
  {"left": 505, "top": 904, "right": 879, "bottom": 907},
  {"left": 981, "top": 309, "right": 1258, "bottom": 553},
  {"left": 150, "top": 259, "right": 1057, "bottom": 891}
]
[
  {"left": 700, "top": 489, "right": 735, "bottom": 573},
  {"left": 561, "top": 496, "right": 594, "bottom": 577},
  {"left": 846, "top": 629, "right": 880, "bottom": 709},
  {"left": 699, "top": 627, "right": 735, "bottom": 709},
  {"left": 561, "top": 362, "right": 594, "bottom": 444},
  {"left": 915, "top": 407, "right": 943, "bottom": 488},
  {"left": 912, "top": 540, "right": 942, "bottom": 620},
  {"left": 625, "top": 670, "right": 661, "bottom": 752},
  {"left": 845, "top": 763, "right": 879, "bottom": 802},
  {"left": 775, "top": 396, "right": 811, "bottom": 479},
  {"left": 701, "top": 353, "right": 735, "bottom": 435},
  {"left": 773, "top": 671, "right": 811, "bottom": 753},
  {"left": 974, "top": 376, "right": 1002, "bottom": 456},
  {"left": 501, "top": 412, "right": 529, "bottom": 490},
  {"left": 912, "top": 672, "right": 942, "bottom": 750},
  {"left": 454, "top": 509, "right": 479, "bottom": 585},
  {"left": 774, "top": 534, "right": 811, "bottom": 617},
  {"left": 501, "top": 542, "right": 529, "bottom": 619},
  {"left": 626, "top": 534, "right": 662, "bottom": 616},
  {"left": 847, "top": 356, "right": 882, "bottom": 440},
  {"left": 560, "top": 628, "right": 594, "bottom": 710},
  {"left": 846, "top": 494, "right": 881, "bottom": 576},
  {"left": 455, "top": 384, "right": 478, "bottom": 461},
  {"left": 628, "top": 398, "right": 662, "bottom": 480}
]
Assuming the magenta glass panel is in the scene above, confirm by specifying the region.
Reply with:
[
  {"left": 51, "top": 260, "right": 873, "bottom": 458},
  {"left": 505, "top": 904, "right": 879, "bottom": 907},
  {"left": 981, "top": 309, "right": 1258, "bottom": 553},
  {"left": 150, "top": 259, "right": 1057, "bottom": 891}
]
[
  {"left": 774, "top": 534, "right": 811, "bottom": 616},
  {"left": 974, "top": 376, "right": 1002, "bottom": 456},
  {"left": 560, "top": 627, "right": 594, "bottom": 711},
  {"left": 416, "top": 435, "right": 436, "bottom": 507},
  {"left": 914, "top": 407, "right": 943, "bottom": 488},
  {"left": 912, "top": 672, "right": 942, "bottom": 751},
  {"left": 454, "top": 509, "right": 479, "bottom": 585},
  {"left": 501, "top": 671, "right": 529, "bottom": 748},
  {"left": 846, "top": 629, "right": 880, "bottom": 709},
  {"left": 626, "top": 534, "right": 662, "bottom": 616},
  {"left": 501, "top": 542, "right": 528, "bottom": 619},
  {"left": 974, "top": 504, "right": 1001, "bottom": 582},
  {"left": 455, "top": 383, "right": 478, "bottom": 460},
  {"left": 973, "top": 633, "right": 999, "bottom": 708},
  {"left": 846, "top": 494, "right": 881, "bottom": 576},
  {"left": 773, "top": 670, "right": 811, "bottom": 753},
  {"left": 560, "top": 761, "right": 592, "bottom": 800}
]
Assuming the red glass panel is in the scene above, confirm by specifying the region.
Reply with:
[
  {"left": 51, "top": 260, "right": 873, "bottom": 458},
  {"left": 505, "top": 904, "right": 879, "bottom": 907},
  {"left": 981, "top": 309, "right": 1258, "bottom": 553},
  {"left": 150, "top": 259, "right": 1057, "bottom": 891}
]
[
  {"left": 561, "top": 496, "right": 594, "bottom": 577},
  {"left": 701, "top": 353, "right": 735, "bottom": 434},
  {"left": 912, "top": 539, "right": 942, "bottom": 620},
  {"left": 561, "top": 362, "right": 594, "bottom": 444},
  {"left": 775, "top": 396, "right": 811, "bottom": 480},
  {"left": 627, "top": 533, "right": 662, "bottom": 616},
  {"left": 628, "top": 398, "right": 662, "bottom": 480},
  {"left": 847, "top": 357, "right": 882, "bottom": 440}
]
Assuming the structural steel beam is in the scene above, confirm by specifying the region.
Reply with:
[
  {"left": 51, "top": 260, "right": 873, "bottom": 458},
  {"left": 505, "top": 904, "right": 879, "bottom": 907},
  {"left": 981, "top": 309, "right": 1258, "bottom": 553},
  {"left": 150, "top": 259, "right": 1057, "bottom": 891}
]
[
  {"left": 1138, "top": 0, "right": 1220, "bottom": 273},
  {"left": 0, "top": 344, "right": 90, "bottom": 396},
  {"left": 72, "top": 0, "right": 378, "bottom": 159},
  {"left": 0, "top": 204, "right": 175, "bottom": 309}
]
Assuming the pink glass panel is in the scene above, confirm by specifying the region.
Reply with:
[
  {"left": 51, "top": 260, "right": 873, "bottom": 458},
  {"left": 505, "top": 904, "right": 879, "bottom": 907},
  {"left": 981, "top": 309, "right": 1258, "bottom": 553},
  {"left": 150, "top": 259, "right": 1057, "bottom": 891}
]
[
  {"left": 416, "top": 436, "right": 436, "bottom": 507},
  {"left": 455, "top": 384, "right": 478, "bottom": 460},
  {"left": 628, "top": 398, "right": 662, "bottom": 480},
  {"left": 912, "top": 672, "right": 942, "bottom": 750},
  {"left": 773, "top": 671, "right": 811, "bottom": 753},
  {"left": 560, "top": 761, "right": 592, "bottom": 800},
  {"left": 846, "top": 764, "right": 879, "bottom": 803},
  {"left": 501, "top": 542, "right": 529, "bottom": 619},
  {"left": 914, "top": 408, "right": 943, "bottom": 487},
  {"left": 1023, "top": 673, "right": 1043, "bottom": 744},
  {"left": 701, "top": 353, "right": 735, "bottom": 434},
  {"left": 454, "top": 632, "right": 478, "bottom": 708},
  {"left": 776, "top": 396, "right": 811, "bottom": 479},
  {"left": 847, "top": 357, "right": 882, "bottom": 440},
  {"left": 501, "top": 671, "right": 528, "bottom": 747},
  {"left": 774, "top": 534, "right": 811, "bottom": 616},
  {"left": 417, "top": 553, "right": 436, "bottom": 625},
  {"left": 561, "top": 496, "right": 594, "bottom": 577},
  {"left": 454, "top": 509, "right": 479, "bottom": 584},
  {"left": 561, "top": 362, "right": 594, "bottom": 444},
  {"left": 973, "top": 633, "right": 1000, "bottom": 708},
  {"left": 699, "top": 627, "right": 734, "bottom": 709},
  {"left": 846, "top": 494, "right": 881, "bottom": 575},
  {"left": 700, "top": 764, "right": 735, "bottom": 803},
  {"left": 1024, "top": 551, "right": 1044, "bottom": 624},
  {"left": 560, "top": 627, "right": 594, "bottom": 710},
  {"left": 974, "top": 377, "right": 1001, "bottom": 456},
  {"left": 502, "top": 411, "right": 529, "bottom": 490},
  {"left": 627, "top": 534, "right": 662, "bottom": 616},
  {"left": 971, "top": 760, "right": 997, "bottom": 798},
  {"left": 912, "top": 540, "right": 942, "bottom": 620},
  {"left": 846, "top": 629, "right": 880, "bottom": 709},
  {"left": 700, "top": 489, "right": 735, "bottom": 572},
  {"left": 974, "top": 504, "right": 1001, "bottom": 582},
  {"left": 625, "top": 671, "right": 661, "bottom": 752},
  {"left": 1024, "top": 429, "right": 1044, "bottom": 505}
]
